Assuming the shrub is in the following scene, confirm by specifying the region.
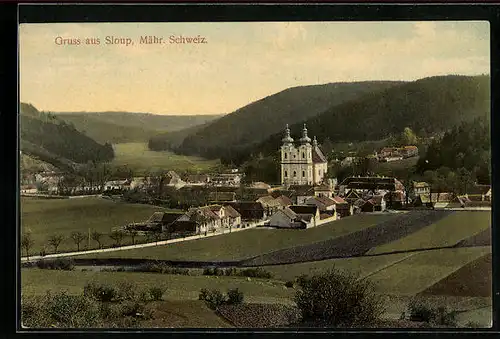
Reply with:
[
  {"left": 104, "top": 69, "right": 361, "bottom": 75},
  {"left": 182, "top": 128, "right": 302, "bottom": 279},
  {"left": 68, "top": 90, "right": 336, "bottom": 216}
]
[
  {"left": 22, "top": 291, "right": 102, "bottom": 328},
  {"left": 294, "top": 269, "right": 385, "bottom": 327},
  {"left": 285, "top": 281, "right": 295, "bottom": 288},
  {"left": 116, "top": 281, "right": 136, "bottom": 301},
  {"left": 83, "top": 282, "right": 117, "bottom": 302},
  {"left": 296, "top": 274, "right": 309, "bottom": 287},
  {"left": 465, "top": 321, "right": 486, "bottom": 328},
  {"left": 407, "top": 301, "right": 458, "bottom": 327},
  {"left": 238, "top": 268, "right": 273, "bottom": 279},
  {"left": 148, "top": 287, "right": 165, "bottom": 301},
  {"left": 224, "top": 267, "right": 238, "bottom": 276},
  {"left": 36, "top": 258, "right": 74, "bottom": 271},
  {"left": 226, "top": 288, "right": 244, "bottom": 305},
  {"left": 199, "top": 288, "right": 226, "bottom": 310}
]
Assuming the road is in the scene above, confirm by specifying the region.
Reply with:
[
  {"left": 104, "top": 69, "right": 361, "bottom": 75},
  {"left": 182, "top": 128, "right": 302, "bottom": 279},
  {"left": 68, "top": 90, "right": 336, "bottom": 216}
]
[{"left": 21, "top": 221, "right": 266, "bottom": 262}]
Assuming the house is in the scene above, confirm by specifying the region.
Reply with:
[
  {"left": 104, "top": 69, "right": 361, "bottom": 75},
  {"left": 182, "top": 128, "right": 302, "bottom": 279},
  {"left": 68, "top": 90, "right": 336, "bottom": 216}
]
[
  {"left": 104, "top": 179, "right": 130, "bottom": 191},
  {"left": 268, "top": 205, "right": 320, "bottom": 229},
  {"left": 341, "top": 156, "right": 357, "bottom": 167},
  {"left": 209, "top": 191, "right": 237, "bottom": 203},
  {"left": 256, "top": 195, "right": 282, "bottom": 215},
  {"left": 352, "top": 198, "right": 366, "bottom": 214},
  {"left": 223, "top": 202, "right": 267, "bottom": 221},
  {"left": 224, "top": 205, "right": 242, "bottom": 228},
  {"left": 186, "top": 174, "right": 211, "bottom": 185},
  {"left": 305, "top": 196, "right": 336, "bottom": 213},
  {"left": 290, "top": 185, "right": 315, "bottom": 204},
  {"left": 126, "top": 211, "right": 184, "bottom": 233},
  {"left": 275, "top": 195, "right": 293, "bottom": 208},
  {"left": 360, "top": 195, "right": 386, "bottom": 212},
  {"left": 332, "top": 196, "right": 353, "bottom": 218},
  {"left": 185, "top": 206, "right": 221, "bottom": 232},
  {"left": 210, "top": 173, "right": 242, "bottom": 187},
  {"left": 20, "top": 184, "right": 38, "bottom": 194},
  {"left": 384, "top": 191, "right": 406, "bottom": 209},
  {"left": 378, "top": 146, "right": 418, "bottom": 161},
  {"left": 314, "top": 182, "right": 335, "bottom": 199},
  {"left": 164, "top": 171, "right": 186, "bottom": 189},
  {"left": 343, "top": 189, "right": 363, "bottom": 205},
  {"left": 289, "top": 205, "right": 321, "bottom": 227},
  {"left": 413, "top": 182, "right": 430, "bottom": 197}
]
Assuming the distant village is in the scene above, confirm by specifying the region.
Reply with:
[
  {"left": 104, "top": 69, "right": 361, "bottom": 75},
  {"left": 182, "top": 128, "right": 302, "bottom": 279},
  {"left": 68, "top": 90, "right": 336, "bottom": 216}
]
[{"left": 21, "top": 124, "right": 491, "bottom": 238}]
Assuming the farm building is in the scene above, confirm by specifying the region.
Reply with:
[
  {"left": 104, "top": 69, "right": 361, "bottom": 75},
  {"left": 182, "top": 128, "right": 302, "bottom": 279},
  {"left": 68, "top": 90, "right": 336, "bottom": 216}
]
[
  {"left": 413, "top": 181, "right": 430, "bottom": 197},
  {"left": 304, "top": 196, "right": 337, "bottom": 214},
  {"left": 314, "top": 182, "right": 335, "bottom": 199},
  {"left": 208, "top": 191, "right": 236, "bottom": 203},
  {"left": 360, "top": 195, "right": 386, "bottom": 212},
  {"left": 384, "top": 190, "right": 406, "bottom": 209},
  {"left": 224, "top": 202, "right": 267, "bottom": 221},
  {"left": 331, "top": 196, "right": 353, "bottom": 218},
  {"left": 275, "top": 195, "right": 293, "bottom": 207},
  {"left": 268, "top": 205, "right": 320, "bottom": 229},
  {"left": 185, "top": 174, "right": 211, "bottom": 185},
  {"left": 256, "top": 196, "right": 282, "bottom": 215}
]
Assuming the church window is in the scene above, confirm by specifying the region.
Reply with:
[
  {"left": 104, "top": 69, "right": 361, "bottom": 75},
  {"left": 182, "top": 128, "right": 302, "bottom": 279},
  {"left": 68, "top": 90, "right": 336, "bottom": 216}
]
[
  {"left": 293, "top": 171, "right": 297, "bottom": 177},
  {"left": 284, "top": 153, "right": 288, "bottom": 159},
  {"left": 302, "top": 171, "right": 305, "bottom": 177},
  {"left": 284, "top": 171, "right": 288, "bottom": 178},
  {"left": 302, "top": 152, "right": 305, "bottom": 159}
]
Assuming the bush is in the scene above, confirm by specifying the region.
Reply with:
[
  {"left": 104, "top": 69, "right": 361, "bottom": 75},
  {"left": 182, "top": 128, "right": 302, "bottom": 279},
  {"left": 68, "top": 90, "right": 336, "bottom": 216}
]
[
  {"left": 36, "top": 258, "right": 75, "bottom": 271},
  {"left": 83, "top": 282, "right": 117, "bottom": 302},
  {"left": 116, "top": 281, "right": 136, "bottom": 301},
  {"left": 226, "top": 288, "right": 244, "bottom": 305},
  {"left": 22, "top": 291, "right": 102, "bottom": 328},
  {"left": 237, "top": 268, "right": 273, "bottom": 279},
  {"left": 296, "top": 274, "right": 309, "bottom": 287},
  {"left": 408, "top": 301, "right": 458, "bottom": 327},
  {"left": 285, "top": 281, "right": 295, "bottom": 288},
  {"left": 148, "top": 287, "right": 165, "bottom": 301},
  {"left": 294, "top": 269, "right": 385, "bottom": 327},
  {"left": 139, "top": 262, "right": 190, "bottom": 275},
  {"left": 198, "top": 288, "right": 226, "bottom": 310},
  {"left": 465, "top": 321, "right": 486, "bottom": 328}
]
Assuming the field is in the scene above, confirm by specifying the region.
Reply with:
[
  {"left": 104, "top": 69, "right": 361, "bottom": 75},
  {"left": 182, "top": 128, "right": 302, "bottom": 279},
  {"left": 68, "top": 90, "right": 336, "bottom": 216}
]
[
  {"left": 74, "top": 214, "right": 395, "bottom": 261},
  {"left": 21, "top": 269, "right": 294, "bottom": 304},
  {"left": 111, "top": 142, "right": 220, "bottom": 174},
  {"left": 20, "top": 197, "right": 169, "bottom": 255},
  {"left": 367, "top": 211, "right": 491, "bottom": 255}
]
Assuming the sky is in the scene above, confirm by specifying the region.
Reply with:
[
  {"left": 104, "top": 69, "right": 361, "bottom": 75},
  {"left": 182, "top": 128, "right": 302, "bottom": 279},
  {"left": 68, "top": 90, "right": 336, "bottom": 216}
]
[{"left": 19, "top": 21, "right": 490, "bottom": 115}]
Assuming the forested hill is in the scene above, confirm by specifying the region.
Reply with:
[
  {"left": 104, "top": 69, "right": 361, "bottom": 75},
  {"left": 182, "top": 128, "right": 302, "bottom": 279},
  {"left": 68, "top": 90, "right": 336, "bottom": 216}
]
[
  {"left": 255, "top": 75, "right": 490, "bottom": 157},
  {"left": 56, "top": 111, "right": 223, "bottom": 144},
  {"left": 20, "top": 103, "right": 115, "bottom": 168},
  {"left": 156, "top": 81, "right": 404, "bottom": 158}
]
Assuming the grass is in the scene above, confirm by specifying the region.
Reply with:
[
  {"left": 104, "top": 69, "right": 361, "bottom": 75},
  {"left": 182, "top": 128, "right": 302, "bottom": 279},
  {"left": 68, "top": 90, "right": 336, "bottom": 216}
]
[
  {"left": 111, "top": 142, "right": 220, "bottom": 175},
  {"left": 74, "top": 214, "right": 396, "bottom": 261},
  {"left": 367, "top": 211, "right": 491, "bottom": 255},
  {"left": 366, "top": 246, "right": 491, "bottom": 295},
  {"left": 265, "top": 252, "right": 413, "bottom": 282},
  {"left": 142, "top": 300, "right": 233, "bottom": 328},
  {"left": 20, "top": 197, "right": 171, "bottom": 255},
  {"left": 21, "top": 269, "right": 294, "bottom": 303}
]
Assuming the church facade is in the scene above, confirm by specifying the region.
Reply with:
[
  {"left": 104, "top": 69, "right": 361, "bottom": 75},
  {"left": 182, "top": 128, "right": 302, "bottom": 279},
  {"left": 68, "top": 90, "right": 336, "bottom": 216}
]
[{"left": 280, "top": 124, "right": 328, "bottom": 186}]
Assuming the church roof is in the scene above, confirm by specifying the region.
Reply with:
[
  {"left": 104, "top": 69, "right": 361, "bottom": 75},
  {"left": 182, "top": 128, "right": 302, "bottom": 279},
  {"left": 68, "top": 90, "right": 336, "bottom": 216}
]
[{"left": 312, "top": 146, "right": 327, "bottom": 163}]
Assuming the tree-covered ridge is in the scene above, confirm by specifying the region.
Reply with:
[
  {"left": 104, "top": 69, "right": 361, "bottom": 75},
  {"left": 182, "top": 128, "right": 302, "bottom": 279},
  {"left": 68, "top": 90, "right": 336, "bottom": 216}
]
[
  {"left": 168, "top": 81, "right": 404, "bottom": 159},
  {"left": 256, "top": 75, "right": 490, "bottom": 157},
  {"left": 20, "top": 103, "right": 114, "bottom": 164},
  {"left": 417, "top": 116, "right": 491, "bottom": 185},
  {"left": 56, "top": 112, "right": 223, "bottom": 144}
]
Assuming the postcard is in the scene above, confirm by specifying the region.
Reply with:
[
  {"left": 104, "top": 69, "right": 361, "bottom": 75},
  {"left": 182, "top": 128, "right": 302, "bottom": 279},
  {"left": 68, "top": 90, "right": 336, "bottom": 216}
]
[{"left": 19, "top": 18, "right": 491, "bottom": 330}]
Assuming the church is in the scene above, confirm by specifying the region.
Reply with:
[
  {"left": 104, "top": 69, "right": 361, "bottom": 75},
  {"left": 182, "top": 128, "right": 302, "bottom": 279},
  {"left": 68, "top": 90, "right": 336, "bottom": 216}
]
[{"left": 280, "top": 124, "right": 328, "bottom": 186}]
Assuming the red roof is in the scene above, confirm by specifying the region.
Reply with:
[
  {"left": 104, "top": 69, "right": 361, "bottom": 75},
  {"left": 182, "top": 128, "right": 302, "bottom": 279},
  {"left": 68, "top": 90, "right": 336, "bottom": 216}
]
[
  {"left": 312, "top": 146, "right": 327, "bottom": 163},
  {"left": 332, "top": 196, "right": 347, "bottom": 204}
]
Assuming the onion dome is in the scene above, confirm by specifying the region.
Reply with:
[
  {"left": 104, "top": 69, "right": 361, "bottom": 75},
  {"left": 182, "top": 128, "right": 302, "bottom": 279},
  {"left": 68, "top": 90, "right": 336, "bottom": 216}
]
[
  {"left": 299, "top": 124, "right": 311, "bottom": 144},
  {"left": 313, "top": 136, "right": 318, "bottom": 147},
  {"left": 282, "top": 124, "right": 294, "bottom": 144}
]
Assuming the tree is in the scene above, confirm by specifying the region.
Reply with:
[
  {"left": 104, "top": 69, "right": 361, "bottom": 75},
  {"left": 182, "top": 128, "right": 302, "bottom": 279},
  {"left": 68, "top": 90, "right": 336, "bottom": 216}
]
[
  {"left": 400, "top": 127, "right": 418, "bottom": 145},
  {"left": 21, "top": 232, "right": 35, "bottom": 260},
  {"left": 70, "top": 231, "right": 86, "bottom": 251},
  {"left": 47, "top": 234, "right": 64, "bottom": 253},
  {"left": 126, "top": 229, "right": 138, "bottom": 245},
  {"left": 295, "top": 269, "right": 385, "bottom": 327},
  {"left": 91, "top": 230, "right": 103, "bottom": 249},
  {"left": 109, "top": 230, "right": 124, "bottom": 247},
  {"left": 152, "top": 231, "right": 162, "bottom": 245}
]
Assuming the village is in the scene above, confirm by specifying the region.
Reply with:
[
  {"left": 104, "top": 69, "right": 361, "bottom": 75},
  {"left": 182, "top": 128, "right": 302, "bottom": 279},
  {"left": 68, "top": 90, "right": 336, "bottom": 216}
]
[{"left": 20, "top": 124, "right": 492, "bottom": 244}]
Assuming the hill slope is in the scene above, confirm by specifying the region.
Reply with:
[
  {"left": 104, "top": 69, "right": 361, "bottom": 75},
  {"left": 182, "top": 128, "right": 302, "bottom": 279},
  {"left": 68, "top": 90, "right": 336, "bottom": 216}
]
[
  {"left": 164, "top": 81, "right": 404, "bottom": 159},
  {"left": 20, "top": 103, "right": 114, "bottom": 170},
  {"left": 255, "top": 75, "right": 490, "bottom": 156},
  {"left": 56, "top": 112, "right": 223, "bottom": 144}
]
